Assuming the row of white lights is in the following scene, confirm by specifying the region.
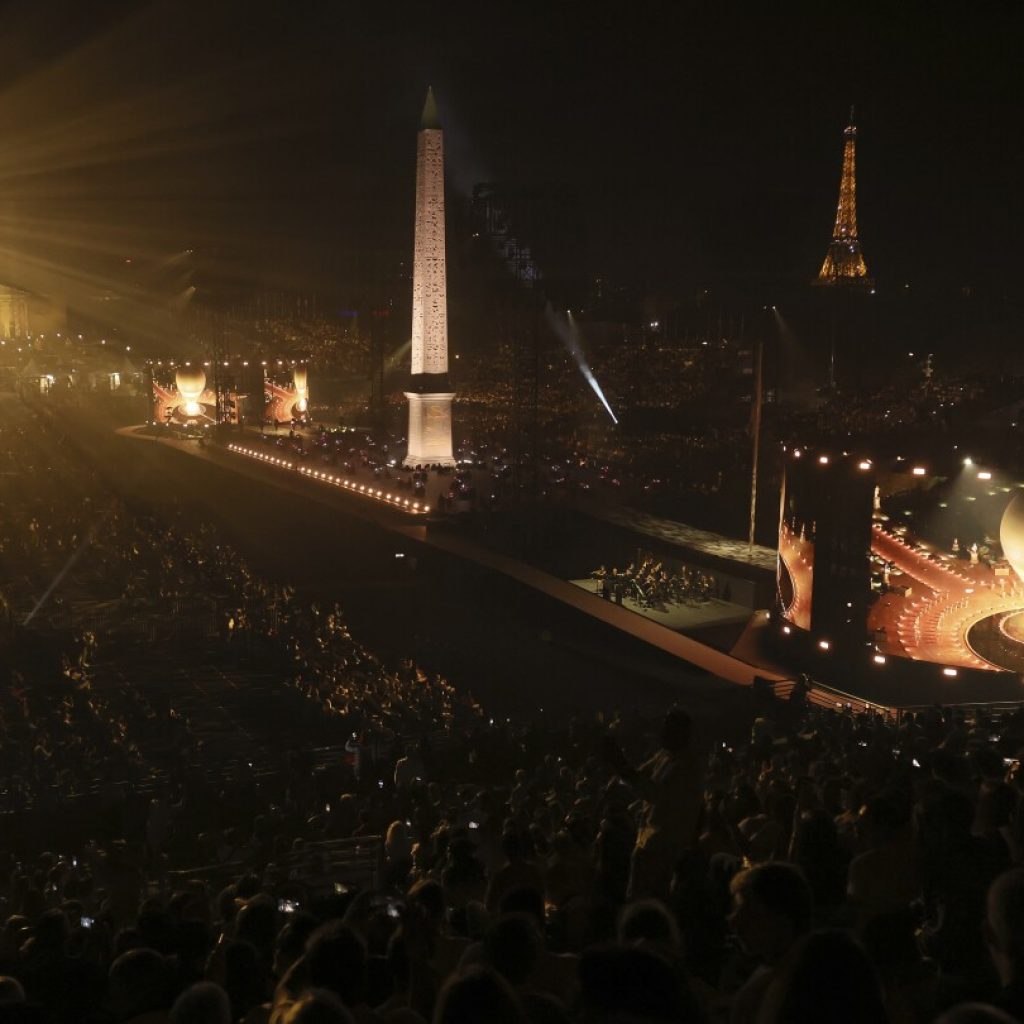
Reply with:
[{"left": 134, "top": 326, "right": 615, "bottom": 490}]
[
  {"left": 905, "top": 465, "right": 992, "bottom": 480},
  {"left": 793, "top": 449, "right": 993, "bottom": 480},
  {"left": 227, "top": 444, "right": 429, "bottom": 515},
  {"left": 151, "top": 359, "right": 306, "bottom": 368},
  {"left": 227, "top": 444, "right": 293, "bottom": 469},
  {"left": 298, "top": 467, "right": 430, "bottom": 513},
  {"left": 781, "top": 624, "right": 959, "bottom": 676}
]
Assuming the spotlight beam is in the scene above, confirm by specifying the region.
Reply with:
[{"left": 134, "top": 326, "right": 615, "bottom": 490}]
[
  {"left": 545, "top": 304, "right": 618, "bottom": 424},
  {"left": 23, "top": 509, "right": 110, "bottom": 626}
]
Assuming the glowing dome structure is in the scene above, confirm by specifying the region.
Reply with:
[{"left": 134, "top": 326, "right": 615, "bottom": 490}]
[
  {"left": 1000, "top": 492, "right": 1024, "bottom": 582},
  {"left": 175, "top": 367, "right": 206, "bottom": 418},
  {"left": 292, "top": 366, "right": 308, "bottom": 415}
]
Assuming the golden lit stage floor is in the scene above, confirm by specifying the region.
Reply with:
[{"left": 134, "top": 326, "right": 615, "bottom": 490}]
[
  {"left": 1001, "top": 612, "right": 1024, "bottom": 645},
  {"left": 778, "top": 525, "right": 813, "bottom": 632},
  {"left": 868, "top": 525, "right": 1024, "bottom": 672}
]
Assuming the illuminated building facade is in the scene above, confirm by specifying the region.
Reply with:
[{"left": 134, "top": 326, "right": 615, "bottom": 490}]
[
  {"left": 0, "top": 287, "right": 28, "bottom": 339},
  {"left": 816, "top": 112, "right": 871, "bottom": 285},
  {"left": 0, "top": 286, "right": 64, "bottom": 341},
  {"left": 404, "top": 88, "right": 456, "bottom": 467}
]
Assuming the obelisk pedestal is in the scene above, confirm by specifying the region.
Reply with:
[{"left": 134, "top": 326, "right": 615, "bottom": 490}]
[{"left": 403, "top": 391, "right": 456, "bottom": 467}]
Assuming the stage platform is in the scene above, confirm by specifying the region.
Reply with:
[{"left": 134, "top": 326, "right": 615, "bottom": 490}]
[
  {"left": 579, "top": 503, "right": 776, "bottom": 572},
  {"left": 569, "top": 579, "right": 752, "bottom": 639},
  {"left": 119, "top": 425, "right": 791, "bottom": 689}
]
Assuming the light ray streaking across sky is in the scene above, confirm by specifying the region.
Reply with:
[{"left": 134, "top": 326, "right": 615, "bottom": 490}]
[
  {"left": 546, "top": 305, "right": 618, "bottom": 425},
  {"left": 23, "top": 508, "right": 111, "bottom": 626}
]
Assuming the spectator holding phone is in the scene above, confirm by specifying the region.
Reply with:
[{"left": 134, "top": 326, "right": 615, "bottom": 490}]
[{"left": 603, "top": 707, "right": 703, "bottom": 900}]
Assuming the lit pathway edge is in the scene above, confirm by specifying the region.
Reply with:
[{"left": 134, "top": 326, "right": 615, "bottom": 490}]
[{"left": 224, "top": 443, "right": 431, "bottom": 516}]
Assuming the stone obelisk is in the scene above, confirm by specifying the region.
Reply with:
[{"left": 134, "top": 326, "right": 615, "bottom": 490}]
[{"left": 404, "top": 87, "right": 455, "bottom": 467}]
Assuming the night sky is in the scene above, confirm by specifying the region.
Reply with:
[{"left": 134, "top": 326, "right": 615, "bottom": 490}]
[{"left": 0, "top": 1, "right": 1018, "bottom": 303}]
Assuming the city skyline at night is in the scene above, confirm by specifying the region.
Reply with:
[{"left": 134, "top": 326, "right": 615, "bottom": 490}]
[{"left": 0, "top": 2, "right": 1012, "bottom": 321}]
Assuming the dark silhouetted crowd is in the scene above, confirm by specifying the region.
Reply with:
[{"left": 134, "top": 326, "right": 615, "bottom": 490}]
[{"left": 5, "top": 405, "right": 1024, "bottom": 1023}]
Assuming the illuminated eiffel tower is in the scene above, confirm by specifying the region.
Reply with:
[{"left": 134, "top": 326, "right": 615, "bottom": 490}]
[{"left": 816, "top": 109, "right": 871, "bottom": 285}]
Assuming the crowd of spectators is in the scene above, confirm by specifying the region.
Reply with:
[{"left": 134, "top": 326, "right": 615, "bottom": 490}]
[
  {"left": 0, "top": 404, "right": 484, "bottom": 818},
  {"left": 797, "top": 374, "right": 993, "bottom": 439},
  {"left": 211, "top": 314, "right": 370, "bottom": 379},
  {"left": 10, "top": 401, "right": 1024, "bottom": 1022},
  {"left": 7, "top": 654, "right": 1024, "bottom": 1023}
]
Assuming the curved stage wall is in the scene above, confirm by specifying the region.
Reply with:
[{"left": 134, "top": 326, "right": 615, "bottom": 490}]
[{"left": 773, "top": 447, "right": 1024, "bottom": 704}]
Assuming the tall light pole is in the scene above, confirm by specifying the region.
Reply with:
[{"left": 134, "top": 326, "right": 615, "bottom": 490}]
[{"left": 748, "top": 335, "right": 764, "bottom": 557}]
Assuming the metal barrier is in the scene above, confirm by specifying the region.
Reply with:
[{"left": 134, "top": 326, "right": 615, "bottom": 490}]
[
  {"left": 771, "top": 678, "right": 897, "bottom": 719},
  {"left": 164, "top": 834, "right": 384, "bottom": 896},
  {"left": 896, "top": 700, "right": 1024, "bottom": 720},
  {"left": 283, "top": 835, "right": 384, "bottom": 894}
]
